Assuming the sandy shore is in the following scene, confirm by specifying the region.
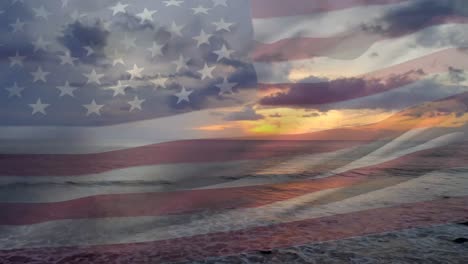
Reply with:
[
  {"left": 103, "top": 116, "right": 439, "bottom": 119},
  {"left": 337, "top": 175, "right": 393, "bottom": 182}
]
[{"left": 181, "top": 223, "right": 468, "bottom": 264}]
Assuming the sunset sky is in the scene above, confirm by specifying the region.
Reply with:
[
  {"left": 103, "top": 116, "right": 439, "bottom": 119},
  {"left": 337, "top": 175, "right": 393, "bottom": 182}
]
[{"left": 0, "top": 0, "right": 467, "bottom": 147}]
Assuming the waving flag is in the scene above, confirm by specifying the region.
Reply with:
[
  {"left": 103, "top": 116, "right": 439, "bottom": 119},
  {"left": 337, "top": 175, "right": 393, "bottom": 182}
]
[{"left": 0, "top": 0, "right": 467, "bottom": 263}]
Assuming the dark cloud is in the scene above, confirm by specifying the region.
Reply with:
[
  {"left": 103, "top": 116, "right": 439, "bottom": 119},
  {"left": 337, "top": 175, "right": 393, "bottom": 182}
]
[
  {"left": 259, "top": 70, "right": 423, "bottom": 106},
  {"left": 364, "top": 0, "right": 468, "bottom": 37},
  {"left": 224, "top": 106, "right": 264, "bottom": 121},
  {"left": 113, "top": 13, "right": 156, "bottom": 32},
  {"left": 269, "top": 113, "right": 282, "bottom": 118},
  {"left": 316, "top": 80, "right": 468, "bottom": 112},
  {"left": 448, "top": 66, "right": 466, "bottom": 83},
  {"left": 303, "top": 113, "right": 320, "bottom": 118},
  {"left": 402, "top": 91, "right": 468, "bottom": 118},
  {"left": 59, "top": 21, "right": 109, "bottom": 62}
]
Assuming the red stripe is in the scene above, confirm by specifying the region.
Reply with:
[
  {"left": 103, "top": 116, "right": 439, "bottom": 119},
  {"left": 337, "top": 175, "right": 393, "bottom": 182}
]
[
  {"left": 1, "top": 142, "right": 465, "bottom": 225},
  {"left": 0, "top": 140, "right": 363, "bottom": 176},
  {"left": 259, "top": 48, "right": 468, "bottom": 105},
  {"left": 252, "top": 17, "right": 468, "bottom": 62},
  {"left": 253, "top": 32, "right": 383, "bottom": 62},
  {"left": 251, "top": 0, "right": 409, "bottom": 18},
  {"left": 360, "top": 48, "right": 468, "bottom": 80},
  {"left": 1, "top": 196, "right": 467, "bottom": 263},
  {"left": 0, "top": 174, "right": 366, "bottom": 225}
]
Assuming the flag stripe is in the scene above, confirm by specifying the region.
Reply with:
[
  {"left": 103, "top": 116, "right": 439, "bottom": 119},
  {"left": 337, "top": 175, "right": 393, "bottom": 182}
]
[
  {"left": 1, "top": 168, "right": 467, "bottom": 250},
  {"left": 0, "top": 147, "right": 360, "bottom": 203},
  {"left": 0, "top": 140, "right": 363, "bottom": 177},
  {"left": 257, "top": 47, "right": 468, "bottom": 85},
  {"left": 252, "top": 1, "right": 411, "bottom": 43},
  {"left": 1, "top": 138, "right": 465, "bottom": 226},
  {"left": 0, "top": 128, "right": 459, "bottom": 203},
  {"left": 251, "top": 0, "right": 410, "bottom": 19},
  {"left": 254, "top": 24, "right": 468, "bottom": 84},
  {"left": 202, "top": 130, "right": 465, "bottom": 189},
  {"left": 253, "top": 33, "right": 383, "bottom": 62},
  {"left": 0, "top": 109, "right": 227, "bottom": 155},
  {"left": 0, "top": 175, "right": 366, "bottom": 226},
  {"left": 311, "top": 78, "right": 468, "bottom": 113},
  {"left": 1, "top": 186, "right": 467, "bottom": 257},
  {"left": 252, "top": 17, "right": 468, "bottom": 62}
]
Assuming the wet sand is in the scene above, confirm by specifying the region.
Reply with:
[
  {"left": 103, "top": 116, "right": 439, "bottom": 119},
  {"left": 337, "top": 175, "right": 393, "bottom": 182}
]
[{"left": 182, "top": 223, "right": 468, "bottom": 264}]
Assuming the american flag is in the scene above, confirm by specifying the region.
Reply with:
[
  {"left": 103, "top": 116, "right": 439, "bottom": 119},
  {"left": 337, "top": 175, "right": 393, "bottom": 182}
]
[{"left": 0, "top": 0, "right": 467, "bottom": 263}]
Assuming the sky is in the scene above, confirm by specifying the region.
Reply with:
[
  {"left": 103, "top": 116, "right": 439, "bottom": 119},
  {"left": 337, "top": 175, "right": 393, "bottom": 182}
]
[{"left": 0, "top": 0, "right": 467, "bottom": 142}]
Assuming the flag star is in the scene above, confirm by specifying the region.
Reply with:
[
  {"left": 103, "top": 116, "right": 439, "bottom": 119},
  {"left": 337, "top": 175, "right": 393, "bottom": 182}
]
[
  {"left": 29, "top": 98, "right": 50, "bottom": 115},
  {"left": 212, "top": 0, "right": 228, "bottom": 7},
  {"left": 127, "top": 64, "right": 144, "bottom": 80},
  {"left": 109, "top": 2, "right": 128, "bottom": 16},
  {"left": 83, "top": 100, "right": 104, "bottom": 116},
  {"left": 163, "top": 0, "right": 183, "bottom": 7},
  {"left": 33, "top": 36, "right": 50, "bottom": 52},
  {"left": 213, "top": 44, "right": 234, "bottom": 61},
  {"left": 5, "top": 82, "right": 24, "bottom": 98},
  {"left": 61, "top": 0, "right": 69, "bottom": 8},
  {"left": 9, "top": 51, "right": 26, "bottom": 67},
  {"left": 84, "top": 69, "right": 104, "bottom": 85},
  {"left": 56, "top": 81, "right": 77, "bottom": 97},
  {"left": 193, "top": 30, "right": 212, "bottom": 47},
  {"left": 33, "top": 6, "right": 51, "bottom": 20},
  {"left": 137, "top": 8, "right": 157, "bottom": 24},
  {"left": 147, "top": 41, "right": 163, "bottom": 58},
  {"left": 113, "top": 57, "right": 125, "bottom": 66},
  {"left": 213, "top": 18, "right": 234, "bottom": 32},
  {"left": 105, "top": 80, "right": 127, "bottom": 96},
  {"left": 112, "top": 50, "right": 125, "bottom": 66},
  {"left": 122, "top": 35, "right": 137, "bottom": 50},
  {"left": 169, "top": 21, "right": 184, "bottom": 38},
  {"left": 128, "top": 96, "right": 145, "bottom": 111},
  {"left": 192, "top": 5, "right": 210, "bottom": 15},
  {"left": 59, "top": 51, "right": 77, "bottom": 66},
  {"left": 198, "top": 63, "right": 216, "bottom": 80},
  {"left": 31, "top": 66, "right": 50, "bottom": 83},
  {"left": 216, "top": 77, "right": 237, "bottom": 95},
  {"left": 173, "top": 54, "right": 189, "bottom": 72},
  {"left": 10, "top": 18, "right": 25, "bottom": 33},
  {"left": 175, "top": 86, "right": 192, "bottom": 104},
  {"left": 83, "top": 46, "right": 95, "bottom": 56},
  {"left": 151, "top": 75, "right": 168, "bottom": 89}
]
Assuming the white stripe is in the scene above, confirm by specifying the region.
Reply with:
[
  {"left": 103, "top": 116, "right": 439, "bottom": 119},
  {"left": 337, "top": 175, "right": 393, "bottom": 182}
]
[
  {"left": 254, "top": 24, "right": 468, "bottom": 83},
  {"left": 253, "top": 2, "right": 411, "bottom": 43},
  {"left": 1, "top": 167, "right": 466, "bottom": 250},
  {"left": 0, "top": 109, "right": 230, "bottom": 154},
  {"left": 0, "top": 160, "right": 247, "bottom": 203},
  {"left": 329, "top": 131, "right": 465, "bottom": 175}
]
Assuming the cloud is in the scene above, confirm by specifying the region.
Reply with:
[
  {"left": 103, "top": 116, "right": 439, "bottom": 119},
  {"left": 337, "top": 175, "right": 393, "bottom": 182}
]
[
  {"left": 113, "top": 13, "right": 156, "bottom": 31},
  {"left": 224, "top": 106, "right": 265, "bottom": 121},
  {"left": 269, "top": 113, "right": 282, "bottom": 118},
  {"left": 259, "top": 71, "right": 422, "bottom": 107},
  {"left": 302, "top": 113, "right": 320, "bottom": 118},
  {"left": 59, "top": 21, "right": 109, "bottom": 62},
  {"left": 448, "top": 66, "right": 466, "bottom": 83},
  {"left": 363, "top": 0, "right": 468, "bottom": 37}
]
